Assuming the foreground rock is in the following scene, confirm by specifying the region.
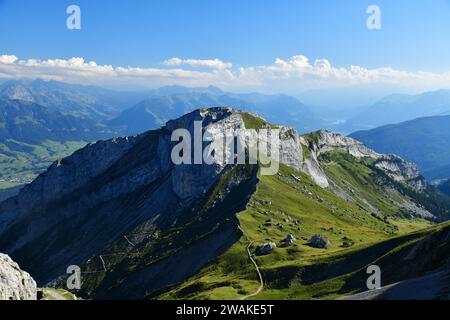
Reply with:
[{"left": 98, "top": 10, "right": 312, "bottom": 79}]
[
  {"left": 309, "top": 234, "right": 331, "bottom": 249},
  {"left": 281, "top": 234, "right": 296, "bottom": 246},
  {"left": 0, "top": 253, "right": 37, "bottom": 300},
  {"left": 258, "top": 242, "right": 276, "bottom": 255}
]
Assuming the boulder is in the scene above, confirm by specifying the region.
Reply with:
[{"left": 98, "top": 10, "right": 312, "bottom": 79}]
[
  {"left": 281, "top": 234, "right": 296, "bottom": 246},
  {"left": 309, "top": 234, "right": 330, "bottom": 249},
  {"left": 258, "top": 242, "right": 276, "bottom": 255}
]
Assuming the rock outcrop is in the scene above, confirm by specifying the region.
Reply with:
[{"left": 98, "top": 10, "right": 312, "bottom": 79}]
[
  {"left": 0, "top": 253, "right": 37, "bottom": 300},
  {"left": 374, "top": 155, "right": 426, "bottom": 190},
  {"left": 313, "top": 130, "right": 381, "bottom": 159},
  {"left": 299, "top": 130, "right": 426, "bottom": 191},
  {"left": 299, "top": 130, "right": 379, "bottom": 188}
]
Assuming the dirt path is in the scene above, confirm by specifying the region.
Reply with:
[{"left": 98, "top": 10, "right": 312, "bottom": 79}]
[
  {"left": 238, "top": 226, "right": 264, "bottom": 300},
  {"left": 124, "top": 235, "right": 136, "bottom": 247},
  {"left": 99, "top": 255, "right": 107, "bottom": 271}
]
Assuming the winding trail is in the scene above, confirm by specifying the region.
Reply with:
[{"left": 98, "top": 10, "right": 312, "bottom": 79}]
[
  {"left": 99, "top": 255, "right": 107, "bottom": 272},
  {"left": 124, "top": 235, "right": 136, "bottom": 247},
  {"left": 238, "top": 226, "right": 264, "bottom": 300}
]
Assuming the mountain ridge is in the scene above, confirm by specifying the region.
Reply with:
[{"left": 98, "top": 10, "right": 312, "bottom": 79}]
[
  {"left": 345, "top": 90, "right": 450, "bottom": 132},
  {"left": 1, "top": 107, "right": 448, "bottom": 300},
  {"left": 350, "top": 114, "right": 450, "bottom": 180}
]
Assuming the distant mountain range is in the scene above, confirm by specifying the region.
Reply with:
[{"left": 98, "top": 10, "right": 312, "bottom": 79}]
[
  {"left": 5, "top": 79, "right": 450, "bottom": 135},
  {"left": 342, "top": 90, "right": 450, "bottom": 132},
  {"left": 110, "top": 91, "right": 325, "bottom": 136},
  {"left": 1, "top": 79, "right": 327, "bottom": 132},
  {"left": 229, "top": 92, "right": 325, "bottom": 133},
  {"left": 0, "top": 98, "right": 114, "bottom": 180},
  {"left": 0, "top": 98, "right": 111, "bottom": 143},
  {"left": 0, "top": 80, "right": 326, "bottom": 182},
  {"left": 0, "top": 79, "right": 146, "bottom": 120},
  {"left": 351, "top": 115, "right": 450, "bottom": 180},
  {"left": 4, "top": 78, "right": 450, "bottom": 184},
  {"left": 108, "top": 93, "right": 251, "bottom": 135}
]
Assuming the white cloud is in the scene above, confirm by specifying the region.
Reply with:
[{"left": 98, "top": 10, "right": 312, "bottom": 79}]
[
  {"left": 0, "top": 55, "right": 18, "bottom": 64},
  {"left": 1, "top": 53, "right": 450, "bottom": 93},
  {"left": 162, "top": 58, "right": 232, "bottom": 70}
]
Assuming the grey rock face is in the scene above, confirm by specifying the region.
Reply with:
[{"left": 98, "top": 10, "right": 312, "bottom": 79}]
[
  {"left": 0, "top": 136, "right": 138, "bottom": 235},
  {"left": 166, "top": 107, "right": 303, "bottom": 199},
  {"left": 0, "top": 253, "right": 37, "bottom": 300},
  {"left": 0, "top": 109, "right": 228, "bottom": 283},
  {"left": 315, "top": 130, "right": 381, "bottom": 159},
  {"left": 299, "top": 136, "right": 329, "bottom": 188},
  {"left": 374, "top": 154, "right": 425, "bottom": 190},
  {"left": 279, "top": 127, "right": 303, "bottom": 171}
]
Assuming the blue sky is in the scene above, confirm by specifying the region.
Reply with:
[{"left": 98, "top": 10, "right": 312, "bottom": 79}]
[{"left": 1, "top": 0, "right": 450, "bottom": 102}]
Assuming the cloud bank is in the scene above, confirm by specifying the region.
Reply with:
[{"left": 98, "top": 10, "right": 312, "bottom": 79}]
[
  {"left": 1, "top": 53, "right": 450, "bottom": 93},
  {"left": 162, "top": 58, "right": 232, "bottom": 70}
]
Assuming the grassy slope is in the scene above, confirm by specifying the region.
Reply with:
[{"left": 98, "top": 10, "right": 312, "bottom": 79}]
[
  {"left": 0, "top": 181, "right": 23, "bottom": 202},
  {"left": 240, "top": 112, "right": 279, "bottom": 130},
  {"left": 321, "top": 150, "right": 450, "bottom": 221},
  {"left": 0, "top": 140, "right": 87, "bottom": 179},
  {"left": 158, "top": 161, "right": 436, "bottom": 300},
  {"left": 42, "top": 288, "right": 80, "bottom": 300}
]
